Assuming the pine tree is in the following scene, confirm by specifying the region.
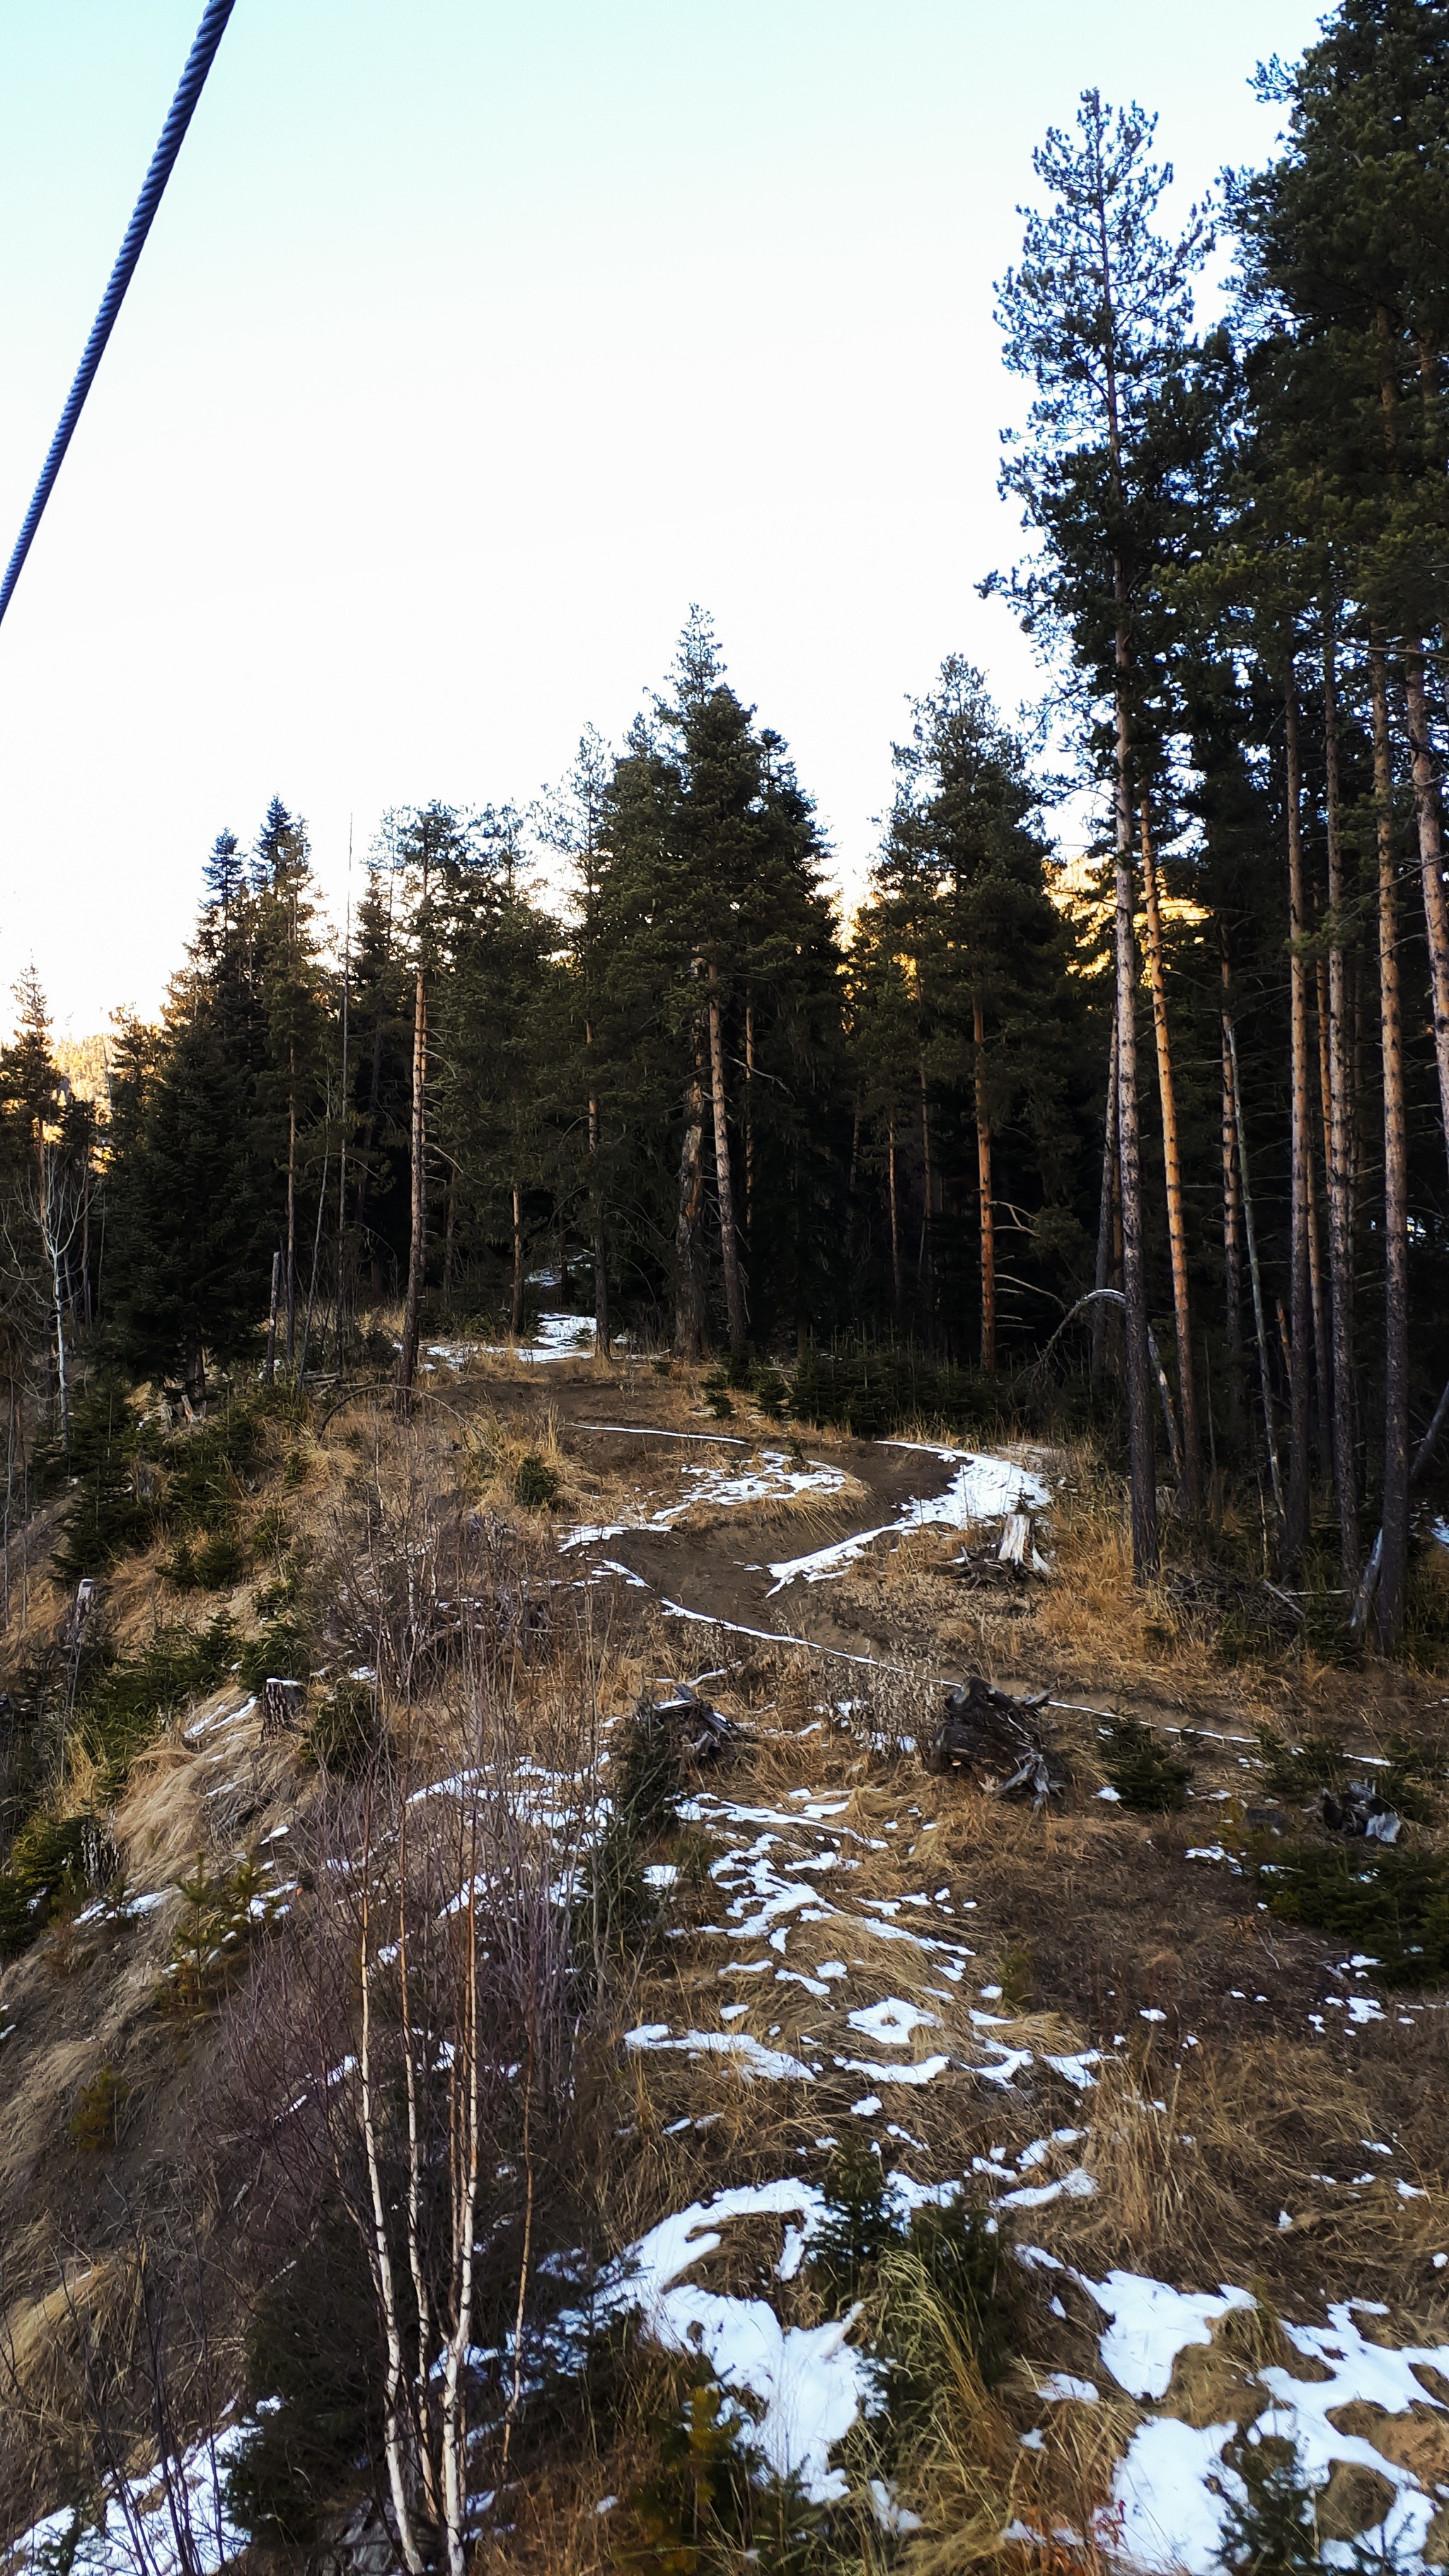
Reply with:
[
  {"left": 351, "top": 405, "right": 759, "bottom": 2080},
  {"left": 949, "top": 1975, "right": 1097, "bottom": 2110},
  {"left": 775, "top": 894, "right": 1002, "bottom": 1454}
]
[
  {"left": 995, "top": 91, "right": 1210, "bottom": 1571},
  {"left": 589, "top": 614, "right": 843, "bottom": 1357}
]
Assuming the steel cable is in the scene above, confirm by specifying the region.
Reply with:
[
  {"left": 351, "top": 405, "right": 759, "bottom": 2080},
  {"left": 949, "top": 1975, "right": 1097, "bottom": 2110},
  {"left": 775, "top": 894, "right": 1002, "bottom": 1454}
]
[{"left": 0, "top": 0, "right": 238, "bottom": 633}]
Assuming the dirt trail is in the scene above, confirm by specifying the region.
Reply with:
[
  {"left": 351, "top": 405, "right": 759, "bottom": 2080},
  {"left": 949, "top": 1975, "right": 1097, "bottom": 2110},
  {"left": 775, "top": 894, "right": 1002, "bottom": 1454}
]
[{"left": 538, "top": 1376, "right": 1019, "bottom": 1658}]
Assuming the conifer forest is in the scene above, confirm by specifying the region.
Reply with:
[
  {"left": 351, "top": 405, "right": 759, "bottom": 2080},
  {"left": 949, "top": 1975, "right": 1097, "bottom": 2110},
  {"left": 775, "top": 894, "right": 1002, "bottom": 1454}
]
[{"left": 6, "top": 10, "right": 1449, "bottom": 2575}]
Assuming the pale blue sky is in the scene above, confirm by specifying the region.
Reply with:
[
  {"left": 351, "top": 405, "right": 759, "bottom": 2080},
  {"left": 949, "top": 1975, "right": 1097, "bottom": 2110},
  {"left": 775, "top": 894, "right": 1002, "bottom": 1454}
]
[{"left": 0, "top": 0, "right": 1325, "bottom": 1032}]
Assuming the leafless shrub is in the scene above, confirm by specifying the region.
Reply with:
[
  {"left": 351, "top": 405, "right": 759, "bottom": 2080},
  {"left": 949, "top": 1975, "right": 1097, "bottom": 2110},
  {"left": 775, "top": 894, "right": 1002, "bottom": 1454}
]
[{"left": 221, "top": 1615, "right": 613, "bottom": 2576}]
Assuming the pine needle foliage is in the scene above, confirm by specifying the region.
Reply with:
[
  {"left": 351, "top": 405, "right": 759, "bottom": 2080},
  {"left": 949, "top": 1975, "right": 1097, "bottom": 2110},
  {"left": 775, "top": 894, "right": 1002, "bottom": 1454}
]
[
  {"left": 1102, "top": 1719, "right": 1194, "bottom": 1810},
  {"left": 1261, "top": 1842, "right": 1449, "bottom": 1986}
]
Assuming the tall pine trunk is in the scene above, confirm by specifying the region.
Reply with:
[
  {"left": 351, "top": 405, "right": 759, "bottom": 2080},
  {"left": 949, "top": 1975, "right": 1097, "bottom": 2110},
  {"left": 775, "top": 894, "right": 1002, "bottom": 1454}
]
[
  {"left": 674, "top": 1035, "right": 707, "bottom": 1359},
  {"left": 285, "top": 1071, "right": 298, "bottom": 1367},
  {"left": 1370, "top": 636, "right": 1409, "bottom": 1653},
  {"left": 1404, "top": 645, "right": 1449, "bottom": 1174},
  {"left": 1309, "top": 938, "right": 1333, "bottom": 1464},
  {"left": 917, "top": 1060, "right": 935, "bottom": 1343},
  {"left": 398, "top": 965, "right": 427, "bottom": 1412},
  {"left": 1409, "top": 337, "right": 1449, "bottom": 1176},
  {"left": 586, "top": 1025, "right": 609, "bottom": 1357},
  {"left": 1091, "top": 1012, "right": 1119, "bottom": 1388},
  {"left": 1323, "top": 619, "right": 1359, "bottom": 1587},
  {"left": 511, "top": 1184, "right": 524, "bottom": 1337},
  {"left": 1225, "top": 1016, "right": 1284, "bottom": 1522},
  {"left": 744, "top": 999, "right": 756, "bottom": 1238},
  {"left": 706, "top": 965, "right": 746, "bottom": 1357},
  {"left": 973, "top": 997, "right": 996, "bottom": 1376},
  {"left": 887, "top": 1119, "right": 902, "bottom": 1325},
  {"left": 1219, "top": 940, "right": 1245, "bottom": 1462},
  {"left": 1138, "top": 805, "right": 1201, "bottom": 1511},
  {"left": 1284, "top": 679, "right": 1313, "bottom": 1569},
  {"left": 1112, "top": 599, "right": 1158, "bottom": 1580}
]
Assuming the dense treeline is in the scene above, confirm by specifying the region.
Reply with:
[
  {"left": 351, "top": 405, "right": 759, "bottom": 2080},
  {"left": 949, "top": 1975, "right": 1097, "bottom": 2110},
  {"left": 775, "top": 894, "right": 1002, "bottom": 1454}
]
[{"left": 5, "top": 0, "right": 1449, "bottom": 1647}]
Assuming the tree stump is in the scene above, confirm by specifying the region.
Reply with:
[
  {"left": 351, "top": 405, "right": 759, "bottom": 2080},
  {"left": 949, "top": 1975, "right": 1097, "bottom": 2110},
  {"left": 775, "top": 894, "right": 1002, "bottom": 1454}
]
[{"left": 261, "top": 1677, "right": 305, "bottom": 1740}]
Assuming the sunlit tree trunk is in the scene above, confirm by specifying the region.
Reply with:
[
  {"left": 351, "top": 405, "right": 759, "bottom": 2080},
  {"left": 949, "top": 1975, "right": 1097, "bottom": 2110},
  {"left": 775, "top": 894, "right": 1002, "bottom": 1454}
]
[
  {"left": 1138, "top": 803, "right": 1201, "bottom": 1511},
  {"left": 1090, "top": 1011, "right": 1119, "bottom": 1388},
  {"left": 1219, "top": 932, "right": 1245, "bottom": 1460},
  {"left": 887, "top": 1118, "right": 902, "bottom": 1325},
  {"left": 1112, "top": 652, "right": 1156, "bottom": 1577}
]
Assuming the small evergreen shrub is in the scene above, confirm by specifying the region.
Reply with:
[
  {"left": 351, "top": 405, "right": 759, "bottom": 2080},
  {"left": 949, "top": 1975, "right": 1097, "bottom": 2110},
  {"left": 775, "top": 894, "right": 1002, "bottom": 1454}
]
[
  {"left": 304, "top": 1679, "right": 386, "bottom": 1781},
  {"left": 1378, "top": 1737, "right": 1445, "bottom": 1824},
  {"left": 611, "top": 2369, "right": 828, "bottom": 2574},
  {"left": 700, "top": 1369, "right": 734, "bottom": 1419},
  {"left": 788, "top": 1342, "right": 1024, "bottom": 1442},
  {"left": 579, "top": 1701, "right": 686, "bottom": 1951},
  {"left": 749, "top": 1362, "right": 790, "bottom": 1418},
  {"left": 906, "top": 2197, "right": 1010, "bottom": 2386},
  {"left": 1255, "top": 1726, "right": 1348, "bottom": 1799},
  {"left": 1262, "top": 1841, "right": 1449, "bottom": 1986},
  {"left": 238, "top": 1612, "right": 311, "bottom": 1694},
  {"left": 250, "top": 1506, "right": 291, "bottom": 1560},
  {"left": 1102, "top": 1719, "right": 1193, "bottom": 1811},
  {"left": 226, "top": 2235, "right": 381, "bottom": 2549},
  {"left": 807, "top": 2138, "right": 896, "bottom": 2308},
  {"left": 0, "top": 1813, "right": 95, "bottom": 1956},
  {"left": 165, "top": 1530, "right": 248, "bottom": 1591},
  {"left": 157, "top": 1849, "right": 285, "bottom": 2018},
  {"left": 514, "top": 1451, "right": 560, "bottom": 1510},
  {"left": 69, "top": 2064, "right": 132, "bottom": 2153},
  {"left": 44, "top": 1375, "right": 159, "bottom": 1579},
  {"left": 83, "top": 1615, "right": 236, "bottom": 1795},
  {"left": 1217, "top": 2433, "right": 1322, "bottom": 2573}
]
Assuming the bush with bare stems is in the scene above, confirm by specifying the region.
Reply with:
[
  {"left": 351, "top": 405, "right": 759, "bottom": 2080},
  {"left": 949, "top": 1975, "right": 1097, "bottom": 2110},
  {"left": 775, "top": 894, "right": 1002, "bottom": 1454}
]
[{"left": 223, "top": 1618, "right": 610, "bottom": 2576}]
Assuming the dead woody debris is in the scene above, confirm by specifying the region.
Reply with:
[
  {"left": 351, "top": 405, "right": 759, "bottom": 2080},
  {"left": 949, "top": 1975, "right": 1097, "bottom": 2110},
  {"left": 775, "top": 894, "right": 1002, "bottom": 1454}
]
[
  {"left": 261, "top": 1677, "right": 306, "bottom": 1740},
  {"left": 923, "top": 1673, "right": 1059, "bottom": 1805},
  {"left": 953, "top": 1512, "right": 1051, "bottom": 1586},
  {"left": 639, "top": 1680, "right": 745, "bottom": 1766},
  {"left": 1322, "top": 1780, "right": 1403, "bottom": 1844}
]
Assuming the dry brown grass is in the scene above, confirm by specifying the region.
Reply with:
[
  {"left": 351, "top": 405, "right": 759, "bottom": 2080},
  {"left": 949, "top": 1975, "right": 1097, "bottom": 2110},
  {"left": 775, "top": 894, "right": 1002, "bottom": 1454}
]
[{"left": 6, "top": 1365, "right": 1449, "bottom": 2568}]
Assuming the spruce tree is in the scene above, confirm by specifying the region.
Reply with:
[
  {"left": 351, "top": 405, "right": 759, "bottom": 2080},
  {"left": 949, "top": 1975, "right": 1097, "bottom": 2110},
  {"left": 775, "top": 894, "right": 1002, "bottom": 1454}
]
[{"left": 858, "top": 660, "right": 1087, "bottom": 1373}]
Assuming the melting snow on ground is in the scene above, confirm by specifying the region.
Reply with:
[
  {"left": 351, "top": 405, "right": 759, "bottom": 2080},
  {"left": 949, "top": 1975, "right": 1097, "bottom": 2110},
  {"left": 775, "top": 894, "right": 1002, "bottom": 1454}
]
[
  {"left": 596, "top": 2182, "right": 877, "bottom": 2502},
  {"left": 1009, "top": 2248, "right": 1449, "bottom": 2575},
  {"left": 424, "top": 1311, "right": 598, "bottom": 1367},
  {"left": 10, "top": 2415, "right": 259, "bottom": 2576},
  {"left": 766, "top": 1444, "right": 1052, "bottom": 1590},
  {"left": 560, "top": 1449, "right": 850, "bottom": 1551}
]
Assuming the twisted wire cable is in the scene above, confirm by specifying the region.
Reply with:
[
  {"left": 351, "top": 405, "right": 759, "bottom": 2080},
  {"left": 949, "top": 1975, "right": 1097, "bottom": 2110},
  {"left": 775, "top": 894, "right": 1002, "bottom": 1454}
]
[{"left": 0, "top": 0, "right": 238, "bottom": 631}]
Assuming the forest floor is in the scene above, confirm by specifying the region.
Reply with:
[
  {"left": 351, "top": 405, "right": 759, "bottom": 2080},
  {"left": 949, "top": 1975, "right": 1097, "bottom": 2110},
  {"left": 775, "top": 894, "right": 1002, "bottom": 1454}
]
[{"left": 1, "top": 1329, "right": 1448, "bottom": 2575}]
